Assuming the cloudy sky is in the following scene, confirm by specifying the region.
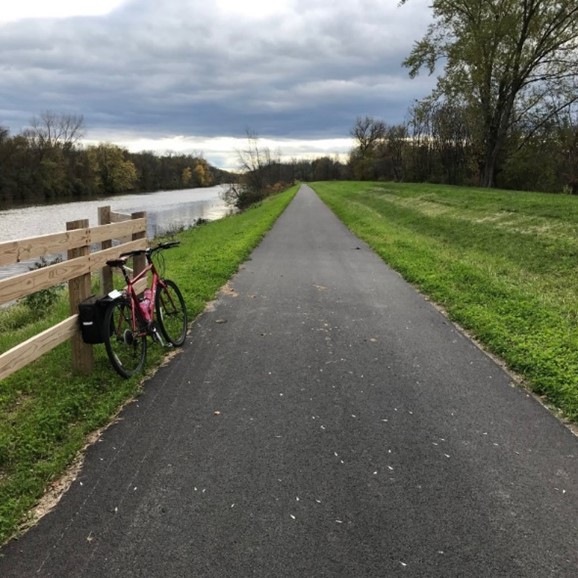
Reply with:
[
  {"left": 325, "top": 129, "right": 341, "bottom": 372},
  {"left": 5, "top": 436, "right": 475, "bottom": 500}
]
[{"left": 0, "top": 0, "right": 434, "bottom": 170}]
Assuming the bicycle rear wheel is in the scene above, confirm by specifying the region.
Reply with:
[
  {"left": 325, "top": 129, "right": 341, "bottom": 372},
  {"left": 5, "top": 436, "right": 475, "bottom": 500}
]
[
  {"left": 155, "top": 279, "right": 187, "bottom": 346},
  {"left": 103, "top": 299, "right": 147, "bottom": 378}
]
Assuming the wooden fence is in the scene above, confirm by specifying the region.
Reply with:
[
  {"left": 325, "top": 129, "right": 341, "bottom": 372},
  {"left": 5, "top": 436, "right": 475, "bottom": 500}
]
[{"left": 0, "top": 207, "right": 147, "bottom": 381}]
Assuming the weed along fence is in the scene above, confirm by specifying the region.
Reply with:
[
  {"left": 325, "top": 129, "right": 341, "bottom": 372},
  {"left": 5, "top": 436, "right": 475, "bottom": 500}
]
[{"left": 0, "top": 207, "right": 147, "bottom": 381}]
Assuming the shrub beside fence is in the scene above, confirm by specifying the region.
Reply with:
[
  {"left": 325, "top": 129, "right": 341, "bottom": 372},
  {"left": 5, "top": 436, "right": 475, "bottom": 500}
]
[{"left": 0, "top": 207, "right": 147, "bottom": 381}]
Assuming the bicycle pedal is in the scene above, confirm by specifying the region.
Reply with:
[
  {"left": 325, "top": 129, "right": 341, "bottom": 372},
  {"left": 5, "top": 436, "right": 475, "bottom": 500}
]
[{"left": 151, "top": 327, "right": 167, "bottom": 347}]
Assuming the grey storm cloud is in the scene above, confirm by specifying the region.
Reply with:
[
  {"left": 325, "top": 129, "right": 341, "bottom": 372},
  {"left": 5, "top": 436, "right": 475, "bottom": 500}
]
[{"left": 0, "top": 0, "right": 434, "bottom": 142}]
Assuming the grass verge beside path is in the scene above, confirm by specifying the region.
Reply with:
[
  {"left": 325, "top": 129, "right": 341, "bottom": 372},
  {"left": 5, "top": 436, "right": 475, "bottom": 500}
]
[
  {"left": 0, "top": 186, "right": 297, "bottom": 544},
  {"left": 312, "top": 181, "right": 578, "bottom": 424}
]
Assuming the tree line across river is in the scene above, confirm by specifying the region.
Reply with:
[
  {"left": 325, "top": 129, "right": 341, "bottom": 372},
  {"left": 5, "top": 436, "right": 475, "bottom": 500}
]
[
  {"left": 2, "top": 103, "right": 577, "bottom": 213},
  {"left": 0, "top": 113, "right": 233, "bottom": 209}
]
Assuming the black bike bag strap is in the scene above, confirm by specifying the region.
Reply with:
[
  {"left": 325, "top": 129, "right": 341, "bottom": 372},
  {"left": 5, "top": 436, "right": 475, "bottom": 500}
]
[{"left": 106, "top": 258, "right": 127, "bottom": 268}]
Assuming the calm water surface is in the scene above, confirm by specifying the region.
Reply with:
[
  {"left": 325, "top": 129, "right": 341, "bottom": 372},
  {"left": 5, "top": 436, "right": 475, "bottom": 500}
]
[{"left": 0, "top": 185, "right": 231, "bottom": 279}]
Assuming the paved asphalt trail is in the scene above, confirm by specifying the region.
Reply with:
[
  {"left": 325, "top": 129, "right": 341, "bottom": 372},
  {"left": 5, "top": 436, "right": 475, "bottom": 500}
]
[{"left": 2, "top": 185, "right": 578, "bottom": 577}]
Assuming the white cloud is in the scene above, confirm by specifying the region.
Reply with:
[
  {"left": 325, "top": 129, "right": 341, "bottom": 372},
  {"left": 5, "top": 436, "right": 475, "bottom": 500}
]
[
  {"left": 0, "top": 0, "right": 435, "bottom": 168},
  {"left": 216, "top": 0, "right": 292, "bottom": 19},
  {"left": 0, "top": 0, "right": 129, "bottom": 23}
]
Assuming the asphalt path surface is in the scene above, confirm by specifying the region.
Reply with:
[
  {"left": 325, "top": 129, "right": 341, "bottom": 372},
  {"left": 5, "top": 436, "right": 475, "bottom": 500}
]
[{"left": 2, "top": 184, "right": 578, "bottom": 577}]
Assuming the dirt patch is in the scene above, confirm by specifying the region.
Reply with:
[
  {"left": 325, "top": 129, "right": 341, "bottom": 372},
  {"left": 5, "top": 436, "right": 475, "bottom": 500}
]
[
  {"left": 204, "top": 282, "right": 239, "bottom": 313},
  {"left": 220, "top": 282, "right": 239, "bottom": 298}
]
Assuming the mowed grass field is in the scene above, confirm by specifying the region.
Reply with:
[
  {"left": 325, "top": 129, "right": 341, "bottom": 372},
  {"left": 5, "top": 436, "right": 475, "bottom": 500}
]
[{"left": 312, "top": 181, "right": 578, "bottom": 424}]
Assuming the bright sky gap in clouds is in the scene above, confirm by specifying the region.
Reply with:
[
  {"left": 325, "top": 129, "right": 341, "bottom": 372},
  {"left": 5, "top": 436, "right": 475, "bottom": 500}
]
[{"left": 0, "top": 0, "right": 434, "bottom": 170}]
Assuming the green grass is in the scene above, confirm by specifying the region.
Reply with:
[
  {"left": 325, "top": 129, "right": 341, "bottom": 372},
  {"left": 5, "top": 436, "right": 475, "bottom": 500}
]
[
  {"left": 311, "top": 181, "right": 578, "bottom": 422},
  {"left": 4, "top": 180, "right": 577, "bottom": 543},
  {"left": 0, "top": 186, "right": 297, "bottom": 544}
]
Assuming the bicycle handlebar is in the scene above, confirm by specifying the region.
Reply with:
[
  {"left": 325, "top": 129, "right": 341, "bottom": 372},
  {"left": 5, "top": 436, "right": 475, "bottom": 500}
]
[
  {"left": 118, "top": 241, "right": 180, "bottom": 260},
  {"left": 108, "top": 241, "right": 180, "bottom": 267},
  {"left": 153, "top": 240, "right": 180, "bottom": 252}
]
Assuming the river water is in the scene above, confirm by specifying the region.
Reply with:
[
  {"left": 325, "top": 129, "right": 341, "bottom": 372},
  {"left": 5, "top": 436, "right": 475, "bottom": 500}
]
[{"left": 0, "top": 185, "right": 232, "bottom": 279}]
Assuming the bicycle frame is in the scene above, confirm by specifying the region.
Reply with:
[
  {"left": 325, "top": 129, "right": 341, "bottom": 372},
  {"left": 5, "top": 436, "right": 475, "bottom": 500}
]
[
  {"left": 131, "top": 265, "right": 156, "bottom": 331},
  {"left": 113, "top": 250, "right": 170, "bottom": 339}
]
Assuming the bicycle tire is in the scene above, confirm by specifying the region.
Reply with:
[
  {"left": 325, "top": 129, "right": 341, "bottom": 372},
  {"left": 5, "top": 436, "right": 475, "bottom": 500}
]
[
  {"left": 155, "top": 279, "right": 187, "bottom": 346},
  {"left": 103, "top": 298, "right": 147, "bottom": 378}
]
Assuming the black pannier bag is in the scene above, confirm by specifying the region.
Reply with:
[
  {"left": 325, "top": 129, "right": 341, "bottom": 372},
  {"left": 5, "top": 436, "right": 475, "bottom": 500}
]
[{"left": 78, "top": 295, "right": 111, "bottom": 344}]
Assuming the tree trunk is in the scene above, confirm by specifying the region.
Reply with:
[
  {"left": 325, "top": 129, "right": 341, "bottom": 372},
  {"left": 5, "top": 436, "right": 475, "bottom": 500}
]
[
  {"left": 480, "top": 158, "right": 496, "bottom": 188},
  {"left": 480, "top": 123, "right": 506, "bottom": 188}
]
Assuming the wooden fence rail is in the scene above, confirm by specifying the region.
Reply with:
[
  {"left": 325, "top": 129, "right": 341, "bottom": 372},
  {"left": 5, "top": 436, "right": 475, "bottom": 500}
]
[{"left": 0, "top": 207, "right": 147, "bottom": 381}]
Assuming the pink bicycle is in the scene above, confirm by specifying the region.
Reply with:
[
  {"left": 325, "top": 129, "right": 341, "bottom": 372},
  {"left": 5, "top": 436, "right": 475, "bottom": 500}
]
[{"left": 103, "top": 241, "right": 187, "bottom": 378}]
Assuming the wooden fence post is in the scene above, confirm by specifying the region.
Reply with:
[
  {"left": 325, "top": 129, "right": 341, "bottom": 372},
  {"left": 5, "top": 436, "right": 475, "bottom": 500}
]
[
  {"left": 67, "top": 219, "right": 93, "bottom": 374},
  {"left": 98, "top": 206, "right": 113, "bottom": 295},
  {"left": 131, "top": 211, "right": 147, "bottom": 279}
]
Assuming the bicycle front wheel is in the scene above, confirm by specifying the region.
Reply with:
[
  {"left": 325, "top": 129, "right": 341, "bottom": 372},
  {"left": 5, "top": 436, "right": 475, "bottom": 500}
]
[
  {"left": 155, "top": 279, "right": 187, "bottom": 346},
  {"left": 103, "top": 299, "right": 147, "bottom": 378}
]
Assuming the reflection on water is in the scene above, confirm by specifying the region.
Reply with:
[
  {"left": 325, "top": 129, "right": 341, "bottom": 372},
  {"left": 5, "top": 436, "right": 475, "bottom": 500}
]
[{"left": 0, "top": 185, "right": 232, "bottom": 280}]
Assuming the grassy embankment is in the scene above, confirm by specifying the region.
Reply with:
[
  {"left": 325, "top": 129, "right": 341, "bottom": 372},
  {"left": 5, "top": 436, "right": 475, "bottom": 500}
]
[
  {"left": 312, "top": 181, "right": 578, "bottom": 423},
  {"left": 0, "top": 186, "right": 297, "bottom": 544}
]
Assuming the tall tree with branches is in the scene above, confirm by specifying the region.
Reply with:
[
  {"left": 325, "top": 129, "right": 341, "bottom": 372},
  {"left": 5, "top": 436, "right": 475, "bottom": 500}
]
[
  {"left": 401, "top": 0, "right": 578, "bottom": 187},
  {"left": 26, "top": 111, "right": 85, "bottom": 150}
]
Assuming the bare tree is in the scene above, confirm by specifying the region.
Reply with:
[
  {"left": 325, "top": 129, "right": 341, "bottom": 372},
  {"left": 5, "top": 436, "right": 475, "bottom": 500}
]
[
  {"left": 27, "top": 111, "right": 85, "bottom": 149},
  {"left": 222, "top": 131, "right": 282, "bottom": 210},
  {"left": 384, "top": 124, "right": 408, "bottom": 181},
  {"left": 351, "top": 116, "right": 386, "bottom": 154},
  {"left": 349, "top": 117, "right": 387, "bottom": 180},
  {"left": 431, "top": 101, "right": 472, "bottom": 184},
  {"left": 407, "top": 101, "right": 435, "bottom": 182}
]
